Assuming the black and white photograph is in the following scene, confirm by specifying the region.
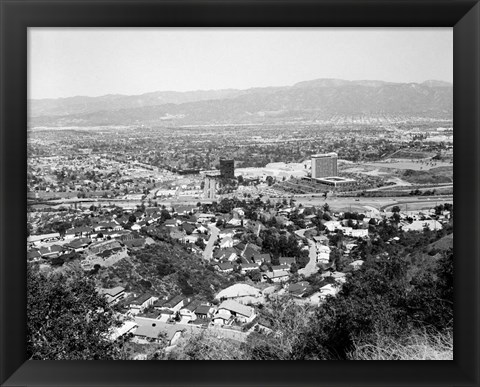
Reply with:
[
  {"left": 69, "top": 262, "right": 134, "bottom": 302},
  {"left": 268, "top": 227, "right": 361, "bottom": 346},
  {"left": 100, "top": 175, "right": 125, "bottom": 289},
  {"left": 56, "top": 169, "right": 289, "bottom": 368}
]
[{"left": 26, "top": 27, "right": 454, "bottom": 361}]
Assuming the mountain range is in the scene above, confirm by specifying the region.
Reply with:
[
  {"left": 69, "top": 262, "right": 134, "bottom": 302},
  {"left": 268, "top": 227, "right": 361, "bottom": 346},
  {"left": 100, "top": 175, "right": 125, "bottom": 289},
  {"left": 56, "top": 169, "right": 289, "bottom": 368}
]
[{"left": 29, "top": 78, "right": 453, "bottom": 127}]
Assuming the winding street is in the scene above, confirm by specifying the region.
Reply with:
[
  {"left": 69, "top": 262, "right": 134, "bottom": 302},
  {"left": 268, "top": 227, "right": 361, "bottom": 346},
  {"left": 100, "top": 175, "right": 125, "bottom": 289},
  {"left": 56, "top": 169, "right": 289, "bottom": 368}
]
[
  {"left": 203, "top": 225, "right": 220, "bottom": 261},
  {"left": 298, "top": 239, "right": 318, "bottom": 278}
]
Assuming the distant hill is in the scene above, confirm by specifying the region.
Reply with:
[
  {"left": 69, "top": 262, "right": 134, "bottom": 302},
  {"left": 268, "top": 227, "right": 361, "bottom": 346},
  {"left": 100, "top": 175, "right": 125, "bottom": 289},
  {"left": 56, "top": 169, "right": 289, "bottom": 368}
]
[
  {"left": 29, "top": 78, "right": 453, "bottom": 127},
  {"left": 29, "top": 89, "right": 246, "bottom": 117}
]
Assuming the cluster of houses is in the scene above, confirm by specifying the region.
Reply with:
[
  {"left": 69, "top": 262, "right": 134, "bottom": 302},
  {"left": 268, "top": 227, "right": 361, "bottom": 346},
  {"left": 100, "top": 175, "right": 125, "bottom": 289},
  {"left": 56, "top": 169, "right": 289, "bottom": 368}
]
[
  {"left": 27, "top": 196, "right": 451, "bottom": 357},
  {"left": 26, "top": 206, "right": 205, "bottom": 267},
  {"left": 27, "top": 226, "right": 150, "bottom": 269},
  {"left": 99, "top": 283, "right": 264, "bottom": 347},
  {"left": 99, "top": 269, "right": 357, "bottom": 351},
  {"left": 27, "top": 195, "right": 449, "bottom": 286},
  {"left": 27, "top": 154, "right": 167, "bottom": 198}
]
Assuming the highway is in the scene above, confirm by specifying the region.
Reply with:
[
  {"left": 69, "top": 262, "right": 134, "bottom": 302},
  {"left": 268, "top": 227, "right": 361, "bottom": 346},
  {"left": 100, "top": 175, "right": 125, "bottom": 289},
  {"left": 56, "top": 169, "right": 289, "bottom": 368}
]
[
  {"left": 294, "top": 195, "right": 453, "bottom": 212},
  {"left": 33, "top": 190, "right": 452, "bottom": 215}
]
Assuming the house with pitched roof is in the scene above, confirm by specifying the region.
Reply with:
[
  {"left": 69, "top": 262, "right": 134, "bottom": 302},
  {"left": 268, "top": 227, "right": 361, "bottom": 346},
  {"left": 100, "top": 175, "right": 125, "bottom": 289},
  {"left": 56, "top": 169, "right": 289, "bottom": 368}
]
[
  {"left": 213, "top": 262, "right": 235, "bottom": 273},
  {"left": 97, "top": 286, "right": 126, "bottom": 305},
  {"left": 133, "top": 319, "right": 183, "bottom": 346},
  {"left": 241, "top": 243, "right": 261, "bottom": 263},
  {"left": 129, "top": 294, "right": 158, "bottom": 315},
  {"left": 27, "top": 248, "right": 41, "bottom": 260},
  {"left": 219, "top": 236, "right": 234, "bottom": 249},
  {"left": 262, "top": 269, "right": 290, "bottom": 283},
  {"left": 241, "top": 263, "right": 261, "bottom": 274},
  {"left": 279, "top": 257, "right": 296, "bottom": 267},
  {"left": 194, "top": 304, "right": 215, "bottom": 319},
  {"left": 287, "top": 281, "right": 311, "bottom": 298},
  {"left": 213, "top": 248, "right": 238, "bottom": 262},
  {"left": 27, "top": 233, "right": 61, "bottom": 246},
  {"left": 66, "top": 237, "right": 91, "bottom": 252},
  {"left": 145, "top": 207, "right": 160, "bottom": 216},
  {"left": 216, "top": 283, "right": 262, "bottom": 305},
  {"left": 216, "top": 299, "right": 256, "bottom": 324},
  {"left": 65, "top": 226, "right": 93, "bottom": 240},
  {"left": 123, "top": 238, "right": 146, "bottom": 250},
  {"left": 163, "top": 295, "right": 188, "bottom": 312},
  {"left": 164, "top": 219, "right": 179, "bottom": 228},
  {"left": 181, "top": 222, "right": 196, "bottom": 235},
  {"left": 254, "top": 253, "right": 271, "bottom": 264}
]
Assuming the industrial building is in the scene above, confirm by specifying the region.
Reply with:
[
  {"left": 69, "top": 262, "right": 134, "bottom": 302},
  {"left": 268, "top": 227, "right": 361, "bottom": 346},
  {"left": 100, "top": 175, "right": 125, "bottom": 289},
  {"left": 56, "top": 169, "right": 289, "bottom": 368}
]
[
  {"left": 203, "top": 174, "right": 220, "bottom": 199},
  {"left": 219, "top": 158, "right": 235, "bottom": 179},
  {"left": 311, "top": 176, "right": 356, "bottom": 188}
]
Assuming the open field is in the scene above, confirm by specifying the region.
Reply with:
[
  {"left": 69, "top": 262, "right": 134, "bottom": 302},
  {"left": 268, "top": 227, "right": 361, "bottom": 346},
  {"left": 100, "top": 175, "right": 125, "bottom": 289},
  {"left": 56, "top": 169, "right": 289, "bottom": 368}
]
[
  {"left": 341, "top": 162, "right": 453, "bottom": 188},
  {"left": 359, "top": 160, "right": 452, "bottom": 171},
  {"left": 341, "top": 167, "right": 388, "bottom": 176}
]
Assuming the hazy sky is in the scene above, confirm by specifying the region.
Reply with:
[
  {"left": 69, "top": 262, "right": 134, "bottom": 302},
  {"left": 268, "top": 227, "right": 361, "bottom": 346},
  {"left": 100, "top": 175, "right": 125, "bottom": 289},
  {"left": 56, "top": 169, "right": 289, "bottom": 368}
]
[{"left": 28, "top": 28, "right": 452, "bottom": 100}]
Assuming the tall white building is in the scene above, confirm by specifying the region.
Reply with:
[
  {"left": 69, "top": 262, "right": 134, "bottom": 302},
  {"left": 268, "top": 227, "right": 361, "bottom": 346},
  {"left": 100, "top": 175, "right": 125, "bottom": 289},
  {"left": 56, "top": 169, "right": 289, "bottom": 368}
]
[{"left": 311, "top": 152, "right": 338, "bottom": 178}]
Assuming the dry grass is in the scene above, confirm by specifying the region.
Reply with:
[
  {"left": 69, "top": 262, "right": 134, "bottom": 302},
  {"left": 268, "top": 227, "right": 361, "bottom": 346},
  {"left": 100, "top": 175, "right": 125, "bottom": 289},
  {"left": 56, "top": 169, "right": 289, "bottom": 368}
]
[
  {"left": 166, "top": 331, "right": 249, "bottom": 360},
  {"left": 348, "top": 330, "right": 453, "bottom": 360}
]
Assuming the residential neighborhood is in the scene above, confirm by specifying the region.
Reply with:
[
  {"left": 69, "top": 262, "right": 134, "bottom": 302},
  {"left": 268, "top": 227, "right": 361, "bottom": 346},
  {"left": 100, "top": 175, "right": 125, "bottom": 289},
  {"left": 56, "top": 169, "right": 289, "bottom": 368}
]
[
  {"left": 27, "top": 188, "right": 453, "bottom": 359},
  {"left": 24, "top": 28, "right": 454, "bottom": 362}
]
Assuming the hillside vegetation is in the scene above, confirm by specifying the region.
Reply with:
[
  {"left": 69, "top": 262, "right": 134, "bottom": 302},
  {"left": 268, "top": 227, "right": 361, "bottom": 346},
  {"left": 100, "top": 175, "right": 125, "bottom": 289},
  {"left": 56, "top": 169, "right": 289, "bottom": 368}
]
[
  {"left": 167, "top": 224, "right": 454, "bottom": 360},
  {"left": 94, "top": 241, "right": 232, "bottom": 301}
]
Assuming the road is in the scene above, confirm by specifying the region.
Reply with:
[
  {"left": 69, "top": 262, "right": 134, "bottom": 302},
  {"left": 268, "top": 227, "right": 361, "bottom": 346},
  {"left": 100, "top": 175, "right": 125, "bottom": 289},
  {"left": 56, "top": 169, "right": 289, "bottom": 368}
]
[
  {"left": 295, "top": 195, "right": 453, "bottom": 212},
  {"left": 380, "top": 197, "right": 453, "bottom": 212},
  {"left": 298, "top": 239, "right": 318, "bottom": 278},
  {"left": 203, "top": 225, "right": 219, "bottom": 261}
]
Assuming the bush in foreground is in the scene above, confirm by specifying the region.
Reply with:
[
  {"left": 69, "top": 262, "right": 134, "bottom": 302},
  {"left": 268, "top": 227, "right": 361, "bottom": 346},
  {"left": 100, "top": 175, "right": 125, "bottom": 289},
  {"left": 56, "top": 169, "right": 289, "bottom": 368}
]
[{"left": 348, "top": 329, "right": 453, "bottom": 360}]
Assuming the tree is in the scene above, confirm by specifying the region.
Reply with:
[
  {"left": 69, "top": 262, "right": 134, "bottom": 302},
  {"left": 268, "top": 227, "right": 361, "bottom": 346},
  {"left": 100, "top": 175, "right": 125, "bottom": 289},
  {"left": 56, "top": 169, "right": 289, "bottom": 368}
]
[
  {"left": 290, "top": 262, "right": 299, "bottom": 274},
  {"left": 392, "top": 206, "right": 401, "bottom": 213},
  {"left": 404, "top": 249, "right": 453, "bottom": 330},
  {"left": 160, "top": 209, "right": 171, "bottom": 222},
  {"left": 294, "top": 253, "right": 308, "bottom": 269},
  {"left": 128, "top": 214, "right": 137, "bottom": 223},
  {"left": 247, "top": 270, "right": 262, "bottom": 282},
  {"left": 296, "top": 255, "right": 411, "bottom": 360},
  {"left": 391, "top": 213, "right": 401, "bottom": 224},
  {"left": 27, "top": 265, "right": 123, "bottom": 360},
  {"left": 195, "top": 237, "right": 206, "bottom": 250}
]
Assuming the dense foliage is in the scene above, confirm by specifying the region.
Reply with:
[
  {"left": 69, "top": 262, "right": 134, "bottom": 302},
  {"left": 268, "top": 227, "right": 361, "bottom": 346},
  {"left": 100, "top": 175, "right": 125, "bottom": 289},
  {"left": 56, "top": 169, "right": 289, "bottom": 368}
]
[
  {"left": 27, "top": 265, "right": 122, "bottom": 360},
  {"left": 244, "top": 229, "right": 454, "bottom": 360}
]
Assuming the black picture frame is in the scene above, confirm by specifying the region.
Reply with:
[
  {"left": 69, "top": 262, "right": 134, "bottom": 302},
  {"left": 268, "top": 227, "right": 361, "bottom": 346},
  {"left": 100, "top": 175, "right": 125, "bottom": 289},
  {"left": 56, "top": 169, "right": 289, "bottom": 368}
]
[{"left": 1, "top": 1, "right": 479, "bottom": 386}]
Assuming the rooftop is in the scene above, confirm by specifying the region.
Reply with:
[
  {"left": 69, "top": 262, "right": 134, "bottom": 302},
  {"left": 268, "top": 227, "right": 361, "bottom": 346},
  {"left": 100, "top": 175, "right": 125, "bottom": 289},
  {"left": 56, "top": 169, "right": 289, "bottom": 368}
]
[
  {"left": 216, "top": 284, "right": 261, "bottom": 300},
  {"left": 131, "top": 293, "right": 155, "bottom": 306},
  {"left": 99, "top": 286, "right": 125, "bottom": 297},
  {"left": 218, "top": 299, "right": 254, "bottom": 318},
  {"left": 312, "top": 152, "right": 338, "bottom": 158}
]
